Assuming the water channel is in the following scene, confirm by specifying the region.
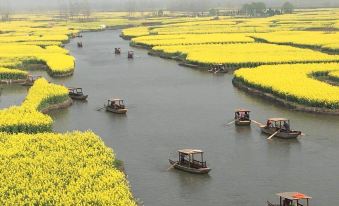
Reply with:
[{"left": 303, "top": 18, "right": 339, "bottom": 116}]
[{"left": 2, "top": 30, "right": 339, "bottom": 206}]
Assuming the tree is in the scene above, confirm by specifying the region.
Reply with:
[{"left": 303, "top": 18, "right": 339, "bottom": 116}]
[
  {"left": 241, "top": 3, "right": 251, "bottom": 16},
  {"left": 241, "top": 2, "right": 266, "bottom": 16},
  {"left": 157, "top": 10, "right": 164, "bottom": 17},
  {"left": 282, "top": 2, "right": 294, "bottom": 14},
  {"left": 0, "top": 0, "right": 11, "bottom": 21},
  {"left": 125, "top": 0, "right": 136, "bottom": 17},
  {"left": 209, "top": 8, "right": 219, "bottom": 16},
  {"left": 252, "top": 2, "right": 266, "bottom": 15}
]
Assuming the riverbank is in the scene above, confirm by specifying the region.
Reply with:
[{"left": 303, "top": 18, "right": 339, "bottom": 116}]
[
  {"left": 0, "top": 79, "right": 26, "bottom": 84},
  {"left": 131, "top": 41, "right": 339, "bottom": 72},
  {"left": 251, "top": 36, "right": 339, "bottom": 55},
  {"left": 41, "top": 98, "right": 73, "bottom": 114},
  {"left": 232, "top": 77, "right": 339, "bottom": 115}
]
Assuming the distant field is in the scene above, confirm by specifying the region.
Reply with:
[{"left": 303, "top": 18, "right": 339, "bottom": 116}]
[{"left": 123, "top": 8, "right": 339, "bottom": 111}]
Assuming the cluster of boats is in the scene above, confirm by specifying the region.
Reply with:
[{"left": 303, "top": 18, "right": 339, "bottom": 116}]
[
  {"left": 168, "top": 109, "right": 309, "bottom": 205},
  {"left": 114, "top": 47, "right": 134, "bottom": 59},
  {"left": 231, "top": 109, "right": 303, "bottom": 139},
  {"left": 169, "top": 109, "right": 303, "bottom": 175},
  {"left": 68, "top": 87, "right": 128, "bottom": 114},
  {"left": 208, "top": 64, "right": 228, "bottom": 74},
  {"left": 20, "top": 77, "right": 127, "bottom": 114}
]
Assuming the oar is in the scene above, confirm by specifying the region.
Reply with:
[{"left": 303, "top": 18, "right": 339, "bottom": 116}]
[
  {"left": 267, "top": 130, "right": 281, "bottom": 140},
  {"left": 167, "top": 162, "right": 178, "bottom": 171},
  {"left": 225, "top": 120, "right": 235, "bottom": 126},
  {"left": 251, "top": 120, "right": 264, "bottom": 126},
  {"left": 96, "top": 105, "right": 106, "bottom": 111}
]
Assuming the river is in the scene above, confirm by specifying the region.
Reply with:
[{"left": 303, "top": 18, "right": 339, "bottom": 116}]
[{"left": 2, "top": 30, "right": 339, "bottom": 205}]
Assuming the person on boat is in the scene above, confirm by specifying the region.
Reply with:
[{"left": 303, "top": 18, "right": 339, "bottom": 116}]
[
  {"left": 111, "top": 101, "right": 117, "bottom": 109},
  {"left": 266, "top": 120, "right": 271, "bottom": 128},
  {"left": 239, "top": 112, "right": 245, "bottom": 120},
  {"left": 180, "top": 155, "right": 185, "bottom": 164},
  {"left": 244, "top": 112, "right": 250, "bottom": 120},
  {"left": 283, "top": 198, "right": 292, "bottom": 206},
  {"left": 220, "top": 65, "right": 226, "bottom": 72},
  {"left": 283, "top": 121, "right": 290, "bottom": 132},
  {"left": 235, "top": 112, "right": 240, "bottom": 119}
]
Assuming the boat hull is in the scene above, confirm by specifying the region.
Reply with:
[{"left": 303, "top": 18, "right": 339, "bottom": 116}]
[
  {"left": 260, "top": 126, "right": 301, "bottom": 139},
  {"left": 106, "top": 106, "right": 128, "bottom": 114},
  {"left": 169, "top": 159, "right": 211, "bottom": 174},
  {"left": 21, "top": 81, "right": 34, "bottom": 86},
  {"left": 235, "top": 119, "right": 251, "bottom": 126},
  {"left": 69, "top": 94, "right": 88, "bottom": 100}
]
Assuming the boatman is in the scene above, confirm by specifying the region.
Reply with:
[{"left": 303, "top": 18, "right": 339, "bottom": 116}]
[{"left": 283, "top": 121, "right": 290, "bottom": 132}]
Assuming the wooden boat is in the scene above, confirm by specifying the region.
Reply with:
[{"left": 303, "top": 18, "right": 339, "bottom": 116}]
[
  {"left": 235, "top": 109, "right": 251, "bottom": 126},
  {"left": 169, "top": 149, "right": 211, "bottom": 174},
  {"left": 72, "top": 33, "right": 82, "bottom": 38},
  {"left": 115, "top": 48, "right": 121, "bottom": 54},
  {"left": 208, "top": 64, "right": 228, "bottom": 74},
  {"left": 68, "top": 87, "right": 88, "bottom": 100},
  {"left": 128, "top": 51, "right": 134, "bottom": 59},
  {"left": 21, "top": 75, "right": 42, "bottom": 86},
  {"left": 261, "top": 118, "right": 302, "bottom": 139},
  {"left": 267, "top": 192, "right": 312, "bottom": 206},
  {"left": 106, "top": 98, "right": 128, "bottom": 114},
  {"left": 77, "top": 42, "right": 83, "bottom": 48}
]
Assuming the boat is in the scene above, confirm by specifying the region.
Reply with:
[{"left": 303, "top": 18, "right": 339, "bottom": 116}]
[
  {"left": 169, "top": 149, "right": 211, "bottom": 174},
  {"left": 115, "top": 48, "right": 121, "bottom": 54},
  {"left": 260, "top": 118, "right": 302, "bottom": 139},
  {"left": 208, "top": 64, "right": 228, "bottom": 74},
  {"left": 21, "top": 75, "right": 42, "bottom": 86},
  {"left": 128, "top": 51, "right": 134, "bottom": 59},
  {"left": 77, "top": 42, "right": 83, "bottom": 48},
  {"left": 68, "top": 87, "right": 88, "bottom": 100},
  {"left": 235, "top": 109, "right": 251, "bottom": 126},
  {"left": 267, "top": 192, "right": 312, "bottom": 206},
  {"left": 106, "top": 98, "right": 128, "bottom": 114},
  {"left": 72, "top": 33, "right": 82, "bottom": 38}
]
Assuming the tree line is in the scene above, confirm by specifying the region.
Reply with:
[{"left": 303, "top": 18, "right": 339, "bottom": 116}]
[{"left": 240, "top": 1, "right": 294, "bottom": 17}]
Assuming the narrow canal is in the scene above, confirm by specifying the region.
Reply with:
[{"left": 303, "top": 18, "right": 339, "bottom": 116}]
[{"left": 3, "top": 30, "right": 339, "bottom": 205}]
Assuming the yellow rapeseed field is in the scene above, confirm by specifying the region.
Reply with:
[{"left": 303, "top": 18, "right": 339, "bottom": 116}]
[
  {"left": 0, "top": 67, "right": 28, "bottom": 80},
  {"left": 0, "top": 12, "right": 142, "bottom": 205},
  {"left": 234, "top": 63, "right": 339, "bottom": 108},
  {"left": 0, "top": 44, "right": 75, "bottom": 76},
  {"left": 153, "top": 43, "right": 339, "bottom": 66},
  {"left": 251, "top": 31, "right": 339, "bottom": 51},
  {"left": 0, "top": 131, "right": 136, "bottom": 206},
  {"left": 0, "top": 78, "right": 69, "bottom": 133},
  {"left": 132, "top": 33, "right": 254, "bottom": 46},
  {"left": 122, "top": 26, "right": 150, "bottom": 37}
]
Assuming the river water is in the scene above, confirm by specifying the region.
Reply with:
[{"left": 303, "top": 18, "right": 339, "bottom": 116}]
[{"left": 2, "top": 30, "right": 339, "bottom": 205}]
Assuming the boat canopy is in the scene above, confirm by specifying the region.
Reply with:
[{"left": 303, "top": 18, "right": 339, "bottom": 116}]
[
  {"left": 268, "top": 118, "right": 289, "bottom": 122},
  {"left": 236, "top": 109, "right": 250, "bottom": 113},
  {"left": 276, "top": 192, "right": 312, "bottom": 200},
  {"left": 110, "top": 98, "right": 124, "bottom": 102},
  {"left": 69, "top": 87, "right": 82, "bottom": 91},
  {"left": 178, "top": 149, "right": 203, "bottom": 155}
]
